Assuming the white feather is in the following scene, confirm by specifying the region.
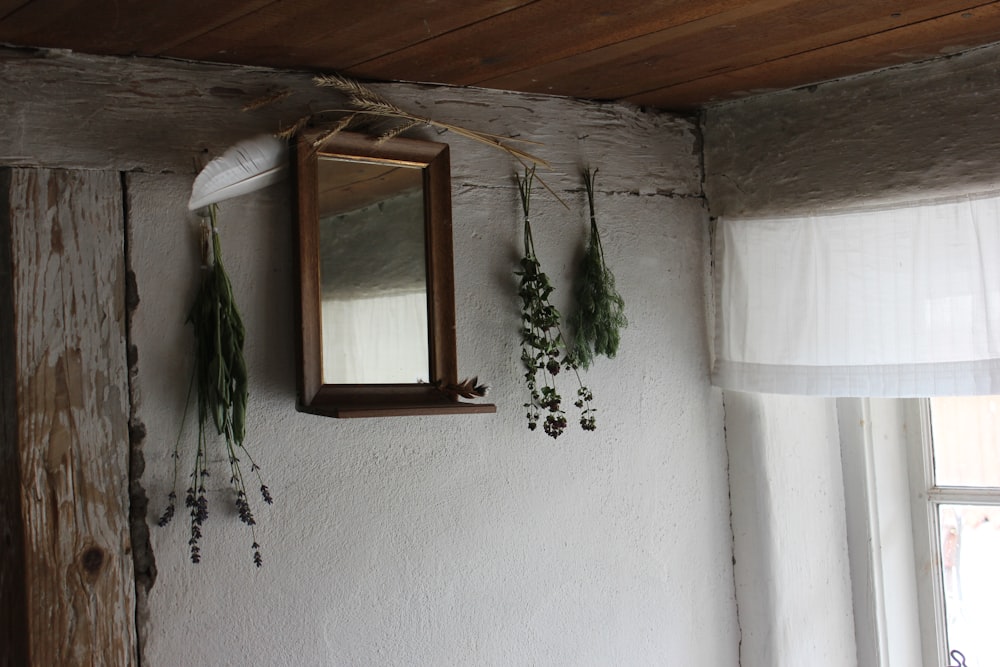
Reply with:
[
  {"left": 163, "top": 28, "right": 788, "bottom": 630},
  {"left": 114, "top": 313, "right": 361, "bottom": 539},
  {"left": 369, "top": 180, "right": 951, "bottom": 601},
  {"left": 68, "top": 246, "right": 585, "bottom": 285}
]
[{"left": 188, "top": 134, "right": 288, "bottom": 210}]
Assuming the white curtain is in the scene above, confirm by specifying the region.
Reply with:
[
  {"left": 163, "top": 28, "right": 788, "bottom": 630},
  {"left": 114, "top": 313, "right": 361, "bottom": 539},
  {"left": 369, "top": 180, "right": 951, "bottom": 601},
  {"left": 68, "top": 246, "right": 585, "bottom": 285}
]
[
  {"left": 712, "top": 193, "right": 1000, "bottom": 396},
  {"left": 321, "top": 291, "right": 429, "bottom": 384}
]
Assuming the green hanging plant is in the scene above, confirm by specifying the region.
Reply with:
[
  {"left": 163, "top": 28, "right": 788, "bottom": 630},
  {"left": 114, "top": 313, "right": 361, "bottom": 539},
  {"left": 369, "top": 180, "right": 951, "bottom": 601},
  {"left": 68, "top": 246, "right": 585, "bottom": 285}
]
[
  {"left": 570, "top": 168, "right": 627, "bottom": 369},
  {"left": 515, "top": 167, "right": 596, "bottom": 438},
  {"left": 157, "top": 204, "right": 272, "bottom": 567}
]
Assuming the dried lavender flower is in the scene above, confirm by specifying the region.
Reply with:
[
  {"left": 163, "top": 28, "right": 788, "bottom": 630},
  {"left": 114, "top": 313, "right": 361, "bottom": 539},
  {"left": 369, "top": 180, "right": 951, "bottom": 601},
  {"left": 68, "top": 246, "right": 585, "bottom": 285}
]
[
  {"left": 157, "top": 492, "right": 177, "bottom": 527},
  {"left": 157, "top": 204, "right": 272, "bottom": 567}
]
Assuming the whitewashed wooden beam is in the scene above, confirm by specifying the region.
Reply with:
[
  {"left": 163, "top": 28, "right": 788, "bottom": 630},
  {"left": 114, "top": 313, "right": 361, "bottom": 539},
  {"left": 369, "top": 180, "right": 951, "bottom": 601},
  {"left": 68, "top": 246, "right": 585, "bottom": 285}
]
[
  {"left": 0, "top": 48, "right": 700, "bottom": 198},
  {"left": 0, "top": 167, "right": 137, "bottom": 666},
  {"left": 703, "top": 41, "right": 1000, "bottom": 217}
]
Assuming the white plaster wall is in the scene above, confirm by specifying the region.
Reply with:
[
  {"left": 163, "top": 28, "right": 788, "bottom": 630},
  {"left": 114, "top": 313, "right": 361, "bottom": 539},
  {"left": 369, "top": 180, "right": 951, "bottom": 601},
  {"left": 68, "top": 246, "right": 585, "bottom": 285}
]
[
  {"left": 0, "top": 48, "right": 739, "bottom": 666},
  {"left": 129, "top": 178, "right": 734, "bottom": 667},
  {"left": 724, "top": 392, "right": 857, "bottom": 667},
  {"left": 130, "top": 178, "right": 732, "bottom": 665}
]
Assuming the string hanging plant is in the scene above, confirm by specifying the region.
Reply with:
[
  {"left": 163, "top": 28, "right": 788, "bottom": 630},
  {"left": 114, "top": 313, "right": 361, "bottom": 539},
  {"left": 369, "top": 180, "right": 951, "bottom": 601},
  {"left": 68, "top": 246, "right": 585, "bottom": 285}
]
[
  {"left": 515, "top": 166, "right": 596, "bottom": 438},
  {"left": 157, "top": 136, "right": 283, "bottom": 567},
  {"left": 569, "top": 168, "right": 627, "bottom": 368}
]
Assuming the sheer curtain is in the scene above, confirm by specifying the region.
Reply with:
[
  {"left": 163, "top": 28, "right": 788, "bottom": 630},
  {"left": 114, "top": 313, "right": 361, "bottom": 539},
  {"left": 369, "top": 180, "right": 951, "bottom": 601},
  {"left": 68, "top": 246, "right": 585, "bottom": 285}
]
[
  {"left": 321, "top": 291, "right": 429, "bottom": 384},
  {"left": 712, "top": 193, "right": 1000, "bottom": 396}
]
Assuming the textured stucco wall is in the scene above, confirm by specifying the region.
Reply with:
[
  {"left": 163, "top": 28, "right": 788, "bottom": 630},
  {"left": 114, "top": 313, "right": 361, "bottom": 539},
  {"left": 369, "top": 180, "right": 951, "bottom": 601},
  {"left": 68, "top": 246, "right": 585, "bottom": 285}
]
[
  {"left": 703, "top": 42, "right": 1000, "bottom": 218},
  {"left": 0, "top": 49, "right": 737, "bottom": 665},
  {"left": 132, "top": 175, "right": 736, "bottom": 667},
  {"left": 724, "top": 393, "right": 857, "bottom": 667}
]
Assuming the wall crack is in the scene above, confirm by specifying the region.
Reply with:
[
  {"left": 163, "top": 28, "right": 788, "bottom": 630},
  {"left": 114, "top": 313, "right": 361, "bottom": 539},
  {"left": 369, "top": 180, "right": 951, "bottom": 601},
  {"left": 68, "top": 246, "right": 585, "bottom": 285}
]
[{"left": 121, "top": 171, "right": 154, "bottom": 667}]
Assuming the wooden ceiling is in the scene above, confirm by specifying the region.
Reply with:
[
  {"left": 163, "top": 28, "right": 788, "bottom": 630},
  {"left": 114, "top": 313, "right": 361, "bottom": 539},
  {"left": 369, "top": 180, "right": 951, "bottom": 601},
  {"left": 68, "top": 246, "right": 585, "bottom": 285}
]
[{"left": 1, "top": 1, "right": 999, "bottom": 112}]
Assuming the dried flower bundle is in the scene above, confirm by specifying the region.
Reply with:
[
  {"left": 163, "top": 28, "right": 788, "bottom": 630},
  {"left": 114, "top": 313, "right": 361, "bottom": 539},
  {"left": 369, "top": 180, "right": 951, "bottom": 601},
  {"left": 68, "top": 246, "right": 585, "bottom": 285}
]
[
  {"left": 515, "top": 167, "right": 596, "bottom": 437},
  {"left": 158, "top": 204, "right": 272, "bottom": 567},
  {"left": 570, "top": 168, "right": 627, "bottom": 368}
]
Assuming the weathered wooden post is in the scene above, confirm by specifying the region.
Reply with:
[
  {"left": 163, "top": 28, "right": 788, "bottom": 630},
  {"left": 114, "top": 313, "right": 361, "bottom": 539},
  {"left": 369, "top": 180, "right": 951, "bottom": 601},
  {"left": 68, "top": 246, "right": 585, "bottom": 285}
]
[{"left": 0, "top": 168, "right": 137, "bottom": 666}]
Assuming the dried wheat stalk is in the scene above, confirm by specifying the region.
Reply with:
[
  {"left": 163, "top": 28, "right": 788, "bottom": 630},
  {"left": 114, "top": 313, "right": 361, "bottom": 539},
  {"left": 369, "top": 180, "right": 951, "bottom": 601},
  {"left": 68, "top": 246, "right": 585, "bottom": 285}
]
[{"left": 246, "top": 75, "right": 549, "bottom": 167}]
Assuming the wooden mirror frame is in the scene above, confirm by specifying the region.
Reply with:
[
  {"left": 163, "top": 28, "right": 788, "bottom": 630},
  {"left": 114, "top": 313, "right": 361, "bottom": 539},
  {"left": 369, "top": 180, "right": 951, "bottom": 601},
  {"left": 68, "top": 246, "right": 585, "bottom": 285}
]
[{"left": 294, "top": 130, "right": 495, "bottom": 418}]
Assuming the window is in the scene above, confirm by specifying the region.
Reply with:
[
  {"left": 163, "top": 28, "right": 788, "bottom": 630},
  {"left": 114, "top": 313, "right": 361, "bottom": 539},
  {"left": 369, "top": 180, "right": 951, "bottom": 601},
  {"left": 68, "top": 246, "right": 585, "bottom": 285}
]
[
  {"left": 839, "top": 397, "right": 1000, "bottom": 667},
  {"left": 910, "top": 397, "right": 1000, "bottom": 666}
]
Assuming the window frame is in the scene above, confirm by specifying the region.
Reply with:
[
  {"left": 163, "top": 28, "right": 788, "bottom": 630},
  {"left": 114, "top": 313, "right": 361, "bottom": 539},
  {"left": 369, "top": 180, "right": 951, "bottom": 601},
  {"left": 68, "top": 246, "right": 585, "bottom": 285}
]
[
  {"left": 843, "top": 397, "right": 1000, "bottom": 667},
  {"left": 905, "top": 398, "right": 947, "bottom": 667},
  {"left": 839, "top": 398, "right": 923, "bottom": 667},
  {"left": 907, "top": 398, "right": 1000, "bottom": 667}
]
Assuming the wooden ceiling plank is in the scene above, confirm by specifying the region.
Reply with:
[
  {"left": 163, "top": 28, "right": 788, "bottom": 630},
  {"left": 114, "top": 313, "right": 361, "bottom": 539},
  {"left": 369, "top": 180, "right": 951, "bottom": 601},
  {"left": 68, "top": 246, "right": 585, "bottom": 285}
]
[
  {"left": 589, "top": 0, "right": 1000, "bottom": 101},
  {"left": 626, "top": 3, "right": 1000, "bottom": 110},
  {"left": 0, "top": 1, "right": 28, "bottom": 19},
  {"left": 1, "top": 0, "right": 998, "bottom": 111},
  {"left": 162, "top": 0, "right": 536, "bottom": 73},
  {"left": 348, "top": 0, "right": 801, "bottom": 85},
  {"left": 140, "top": 2, "right": 283, "bottom": 54},
  {"left": 610, "top": 0, "right": 1000, "bottom": 102},
  {"left": 477, "top": 0, "right": 994, "bottom": 101},
  {"left": 0, "top": 0, "right": 276, "bottom": 56}
]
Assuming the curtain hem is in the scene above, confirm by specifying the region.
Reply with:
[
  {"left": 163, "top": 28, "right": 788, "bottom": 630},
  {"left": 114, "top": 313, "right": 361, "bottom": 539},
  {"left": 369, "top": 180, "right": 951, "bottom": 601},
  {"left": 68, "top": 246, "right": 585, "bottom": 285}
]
[{"left": 712, "top": 359, "right": 1000, "bottom": 397}]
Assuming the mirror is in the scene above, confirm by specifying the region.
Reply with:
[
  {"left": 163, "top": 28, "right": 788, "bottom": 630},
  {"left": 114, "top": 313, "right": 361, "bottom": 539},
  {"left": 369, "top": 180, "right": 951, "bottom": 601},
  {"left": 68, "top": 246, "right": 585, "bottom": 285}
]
[
  {"left": 317, "top": 156, "right": 428, "bottom": 384},
  {"left": 294, "top": 130, "right": 495, "bottom": 417}
]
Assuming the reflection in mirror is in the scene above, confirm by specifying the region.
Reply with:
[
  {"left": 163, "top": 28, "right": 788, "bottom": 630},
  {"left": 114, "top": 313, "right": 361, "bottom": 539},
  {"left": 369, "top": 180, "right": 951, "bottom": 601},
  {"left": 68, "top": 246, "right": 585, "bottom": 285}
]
[
  {"left": 317, "top": 157, "right": 428, "bottom": 383},
  {"left": 294, "top": 130, "right": 495, "bottom": 417}
]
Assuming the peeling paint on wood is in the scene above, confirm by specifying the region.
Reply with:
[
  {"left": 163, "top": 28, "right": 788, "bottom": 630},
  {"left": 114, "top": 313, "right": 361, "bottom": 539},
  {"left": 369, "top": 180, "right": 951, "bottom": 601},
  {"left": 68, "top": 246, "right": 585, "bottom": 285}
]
[{"left": 4, "top": 168, "right": 137, "bottom": 666}]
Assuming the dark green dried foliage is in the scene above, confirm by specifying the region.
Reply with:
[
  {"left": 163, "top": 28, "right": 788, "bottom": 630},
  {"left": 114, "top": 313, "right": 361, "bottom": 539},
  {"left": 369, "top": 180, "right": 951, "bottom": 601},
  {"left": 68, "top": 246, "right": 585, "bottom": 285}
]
[
  {"left": 515, "top": 167, "right": 596, "bottom": 437},
  {"left": 570, "top": 168, "right": 627, "bottom": 369},
  {"left": 157, "top": 204, "right": 271, "bottom": 568}
]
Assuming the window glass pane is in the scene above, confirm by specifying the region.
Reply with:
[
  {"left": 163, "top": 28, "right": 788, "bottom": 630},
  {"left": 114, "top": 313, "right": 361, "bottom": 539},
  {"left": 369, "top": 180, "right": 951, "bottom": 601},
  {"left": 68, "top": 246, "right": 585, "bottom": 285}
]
[
  {"left": 938, "top": 504, "right": 1000, "bottom": 665},
  {"left": 931, "top": 396, "right": 1000, "bottom": 487}
]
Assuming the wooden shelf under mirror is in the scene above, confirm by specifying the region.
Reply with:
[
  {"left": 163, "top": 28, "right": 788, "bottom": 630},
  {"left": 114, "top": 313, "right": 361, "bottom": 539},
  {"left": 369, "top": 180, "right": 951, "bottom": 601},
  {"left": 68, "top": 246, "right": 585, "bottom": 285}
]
[{"left": 293, "top": 130, "right": 495, "bottom": 418}]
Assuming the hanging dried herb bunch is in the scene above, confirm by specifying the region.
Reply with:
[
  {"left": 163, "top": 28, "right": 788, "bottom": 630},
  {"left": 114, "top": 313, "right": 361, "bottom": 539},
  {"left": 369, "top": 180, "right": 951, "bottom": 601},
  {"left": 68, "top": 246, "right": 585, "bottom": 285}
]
[
  {"left": 157, "top": 204, "right": 272, "bottom": 567},
  {"left": 570, "top": 168, "right": 627, "bottom": 369},
  {"left": 515, "top": 167, "right": 596, "bottom": 437}
]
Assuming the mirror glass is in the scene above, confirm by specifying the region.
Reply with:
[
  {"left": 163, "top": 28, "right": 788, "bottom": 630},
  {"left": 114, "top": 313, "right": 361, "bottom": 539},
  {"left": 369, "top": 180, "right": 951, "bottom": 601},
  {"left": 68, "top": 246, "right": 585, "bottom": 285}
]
[
  {"left": 316, "top": 156, "right": 428, "bottom": 384},
  {"left": 295, "top": 130, "right": 495, "bottom": 417}
]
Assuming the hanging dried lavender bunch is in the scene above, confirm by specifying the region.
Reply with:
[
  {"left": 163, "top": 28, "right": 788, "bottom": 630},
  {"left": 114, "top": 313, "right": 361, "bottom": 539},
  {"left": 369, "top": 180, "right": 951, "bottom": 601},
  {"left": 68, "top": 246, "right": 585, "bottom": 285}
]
[
  {"left": 158, "top": 204, "right": 272, "bottom": 567},
  {"left": 515, "top": 167, "right": 596, "bottom": 437},
  {"left": 570, "top": 168, "right": 627, "bottom": 369}
]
